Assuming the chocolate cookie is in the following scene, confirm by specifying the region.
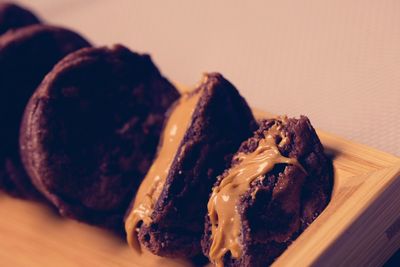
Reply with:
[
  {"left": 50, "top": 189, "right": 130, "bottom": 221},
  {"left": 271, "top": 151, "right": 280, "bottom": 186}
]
[
  {"left": 0, "top": 24, "right": 90, "bottom": 198},
  {"left": 0, "top": 3, "right": 40, "bottom": 35},
  {"left": 20, "top": 45, "right": 180, "bottom": 231},
  {"left": 125, "top": 73, "right": 257, "bottom": 257},
  {"left": 202, "top": 116, "right": 333, "bottom": 266}
]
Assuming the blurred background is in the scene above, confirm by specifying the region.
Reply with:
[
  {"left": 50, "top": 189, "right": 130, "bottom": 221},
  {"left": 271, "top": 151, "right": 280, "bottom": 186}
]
[{"left": 16, "top": 0, "right": 400, "bottom": 156}]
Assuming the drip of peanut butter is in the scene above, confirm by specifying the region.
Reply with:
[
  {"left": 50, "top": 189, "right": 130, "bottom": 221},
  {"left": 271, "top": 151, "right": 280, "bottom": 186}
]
[
  {"left": 207, "top": 118, "right": 304, "bottom": 267},
  {"left": 125, "top": 88, "right": 202, "bottom": 252}
]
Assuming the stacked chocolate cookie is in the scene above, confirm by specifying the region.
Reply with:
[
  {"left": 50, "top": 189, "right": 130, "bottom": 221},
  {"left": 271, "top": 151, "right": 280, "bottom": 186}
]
[
  {"left": 20, "top": 45, "right": 180, "bottom": 231},
  {"left": 0, "top": 3, "right": 333, "bottom": 266},
  {"left": 125, "top": 73, "right": 257, "bottom": 257},
  {"left": 202, "top": 117, "right": 332, "bottom": 266}
]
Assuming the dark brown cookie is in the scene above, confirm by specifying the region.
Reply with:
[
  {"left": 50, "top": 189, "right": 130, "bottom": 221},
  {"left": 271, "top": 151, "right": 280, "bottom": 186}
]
[
  {"left": 125, "top": 73, "right": 256, "bottom": 257},
  {"left": 0, "top": 24, "right": 90, "bottom": 199},
  {"left": 202, "top": 116, "right": 333, "bottom": 266},
  {"left": 0, "top": 3, "right": 40, "bottom": 35},
  {"left": 20, "top": 45, "right": 180, "bottom": 232}
]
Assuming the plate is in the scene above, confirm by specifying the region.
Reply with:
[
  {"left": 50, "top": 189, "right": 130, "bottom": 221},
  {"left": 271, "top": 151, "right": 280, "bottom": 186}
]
[{"left": 0, "top": 108, "right": 399, "bottom": 267}]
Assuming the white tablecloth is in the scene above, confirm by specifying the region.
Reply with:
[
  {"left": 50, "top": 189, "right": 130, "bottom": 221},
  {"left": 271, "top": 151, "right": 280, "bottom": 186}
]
[{"left": 17, "top": 0, "right": 400, "bottom": 156}]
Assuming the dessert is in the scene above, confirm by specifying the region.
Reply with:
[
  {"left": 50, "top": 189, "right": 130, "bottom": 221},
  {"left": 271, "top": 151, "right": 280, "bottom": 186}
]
[
  {"left": 0, "top": 3, "right": 40, "bottom": 35},
  {"left": 125, "top": 73, "right": 257, "bottom": 257},
  {"left": 202, "top": 116, "right": 333, "bottom": 266},
  {"left": 0, "top": 24, "right": 90, "bottom": 198},
  {"left": 0, "top": 4, "right": 333, "bottom": 263},
  {"left": 20, "top": 45, "right": 180, "bottom": 231}
]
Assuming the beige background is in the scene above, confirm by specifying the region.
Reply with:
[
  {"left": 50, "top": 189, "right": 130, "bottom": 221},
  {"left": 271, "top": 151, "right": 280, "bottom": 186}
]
[{"left": 15, "top": 0, "right": 400, "bottom": 156}]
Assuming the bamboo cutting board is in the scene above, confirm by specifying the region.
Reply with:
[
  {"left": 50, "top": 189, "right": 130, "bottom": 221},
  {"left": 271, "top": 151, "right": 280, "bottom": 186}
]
[{"left": 0, "top": 108, "right": 399, "bottom": 267}]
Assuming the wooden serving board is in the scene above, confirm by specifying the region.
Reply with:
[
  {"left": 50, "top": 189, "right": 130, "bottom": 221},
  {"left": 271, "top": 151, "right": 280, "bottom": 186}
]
[{"left": 0, "top": 108, "right": 399, "bottom": 267}]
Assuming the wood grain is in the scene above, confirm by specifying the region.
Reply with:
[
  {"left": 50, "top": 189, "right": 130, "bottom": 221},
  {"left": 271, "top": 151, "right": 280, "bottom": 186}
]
[{"left": 0, "top": 108, "right": 399, "bottom": 267}]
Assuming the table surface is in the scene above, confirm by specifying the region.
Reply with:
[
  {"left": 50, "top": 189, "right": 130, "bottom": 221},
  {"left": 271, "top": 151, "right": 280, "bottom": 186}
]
[{"left": 16, "top": 0, "right": 400, "bottom": 156}]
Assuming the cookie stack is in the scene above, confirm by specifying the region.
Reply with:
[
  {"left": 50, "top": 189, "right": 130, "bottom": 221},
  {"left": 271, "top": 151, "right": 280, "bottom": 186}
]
[
  {"left": 0, "top": 3, "right": 333, "bottom": 266},
  {"left": 0, "top": 3, "right": 90, "bottom": 199},
  {"left": 0, "top": 3, "right": 179, "bottom": 232}
]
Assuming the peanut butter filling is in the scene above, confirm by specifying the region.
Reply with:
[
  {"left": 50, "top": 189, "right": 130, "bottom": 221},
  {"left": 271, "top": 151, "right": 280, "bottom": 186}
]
[
  {"left": 125, "top": 89, "right": 202, "bottom": 252},
  {"left": 207, "top": 118, "right": 304, "bottom": 267}
]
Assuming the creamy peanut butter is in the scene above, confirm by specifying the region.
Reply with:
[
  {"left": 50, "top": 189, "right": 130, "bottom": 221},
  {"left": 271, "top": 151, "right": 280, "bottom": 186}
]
[
  {"left": 125, "top": 89, "right": 202, "bottom": 252},
  {"left": 207, "top": 118, "right": 304, "bottom": 267}
]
